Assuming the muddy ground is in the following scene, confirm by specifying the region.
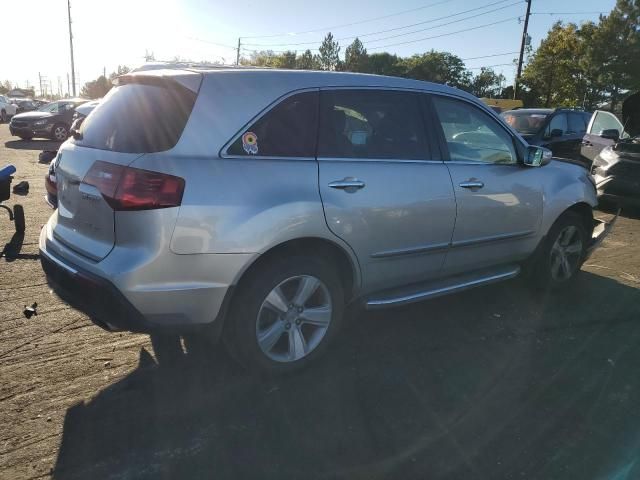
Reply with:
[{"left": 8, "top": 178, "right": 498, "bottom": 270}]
[{"left": 1, "top": 123, "right": 639, "bottom": 480}]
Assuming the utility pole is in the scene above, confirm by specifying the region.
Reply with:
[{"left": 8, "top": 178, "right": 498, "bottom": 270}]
[
  {"left": 67, "top": 0, "right": 76, "bottom": 97},
  {"left": 513, "top": 0, "right": 532, "bottom": 100},
  {"left": 236, "top": 37, "right": 241, "bottom": 66},
  {"left": 38, "top": 72, "right": 43, "bottom": 98},
  {"left": 67, "top": 74, "right": 70, "bottom": 98}
]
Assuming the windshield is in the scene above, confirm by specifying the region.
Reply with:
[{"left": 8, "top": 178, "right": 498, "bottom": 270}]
[
  {"left": 502, "top": 111, "right": 550, "bottom": 134},
  {"left": 37, "top": 102, "right": 60, "bottom": 113}
]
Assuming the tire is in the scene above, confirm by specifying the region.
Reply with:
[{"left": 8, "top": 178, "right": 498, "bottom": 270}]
[
  {"left": 52, "top": 123, "right": 69, "bottom": 142},
  {"left": 224, "top": 255, "right": 345, "bottom": 375},
  {"left": 0, "top": 110, "right": 6, "bottom": 123},
  {"left": 18, "top": 136, "right": 32, "bottom": 141},
  {"left": 13, "top": 205, "right": 25, "bottom": 233},
  {"left": 533, "top": 211, "right": 588, "bottom": 290},
  {"left": 150, "top": 333, "right": 185, "bottom": 366}
]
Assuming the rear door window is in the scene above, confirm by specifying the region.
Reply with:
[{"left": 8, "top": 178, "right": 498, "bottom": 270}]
[
  {"left": 589, "top": 111, "right": 626, "bottom": 138},
  {"left": 546, "top": 113, "right": 568, "bottom": 136},
  {"left": 75, "top": 81, "right": 197, "bottom": 153},
  {"left": 568, "top": 112, "right": 587, "bottom": 134},
  {"left": 318, "top": 89, "right": 428, "bottom": 159},
  {"left": 227, "top": 91, "right": 318, "bottom": 157}
]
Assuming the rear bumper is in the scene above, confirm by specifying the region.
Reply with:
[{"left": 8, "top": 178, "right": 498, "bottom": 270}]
[{"left": 39, "top": 221, "right": 252, "bottom": 335}]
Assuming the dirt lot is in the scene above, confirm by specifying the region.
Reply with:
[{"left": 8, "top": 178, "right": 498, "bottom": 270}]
[{"left": 1, "top": 123, "right": 639, "bottom": 480}]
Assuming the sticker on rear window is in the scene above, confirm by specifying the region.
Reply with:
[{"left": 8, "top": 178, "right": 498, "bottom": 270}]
[{"left": 242, "top": 132, "right": 259, "bottom": 154}]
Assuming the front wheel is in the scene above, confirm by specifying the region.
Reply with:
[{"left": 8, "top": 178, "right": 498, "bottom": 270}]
[
  {"left": 533, "top": 212, "right": 588, "bottom": 289},
  {"left": 224, "top": 255, "right": 344, "bottom": 375}
]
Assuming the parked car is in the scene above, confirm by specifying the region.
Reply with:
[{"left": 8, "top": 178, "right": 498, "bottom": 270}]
[
  {"left": 502, "top": 108, "right": 593, "bottom": 163},
  {"left": 0, "top": 95, "right": 18, "bottom": 123},
  {"left": 9, "top": 98, "right": 88, "bottom": 141},
  {"left": 13, "top": 99, "right": 38, "bottom": 114},
  {"left": 39, "top": 69, "right": 613, "bottom": 374},
  {"left": 41, "top": 101, "right": 100, "bottom": 209},
  {"left": 590, "top": 93, "right": 640, "bottom": 205}
]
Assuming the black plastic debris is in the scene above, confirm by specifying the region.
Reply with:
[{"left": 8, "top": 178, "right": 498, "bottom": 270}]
[
  {"left": 23, "top": 302, "right": 38, "bottom": 319},
  {"left": 12, "top": 181, "right": 29, "bottom": 195},
  {"left": 39, "top": 150, "right": 57, "bottom": 164}
]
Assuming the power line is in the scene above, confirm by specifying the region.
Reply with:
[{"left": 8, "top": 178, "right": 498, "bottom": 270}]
[
  {"left": 243, "top": 0, "right": 519, "bottom": 47},
  {"left": 241, "top": 0, "right": 455, "bottom": 39},
  {"left": 368, "top": 16, "right": 520, "bottom": 51},
  {"left": 461, "top": 51, "right": 519, "bottom": 61},
  {"left": 242, "top": 16, "right": 521, "bottom": 55},
  {"left": 187, "top": 36, "right": 239, "bottom": 50},
  {"left": 530, "top": 11, "right": 606, "bottom": 15},
  {"left": 467, "top": 62, "right": 515, "bottom": 69}
]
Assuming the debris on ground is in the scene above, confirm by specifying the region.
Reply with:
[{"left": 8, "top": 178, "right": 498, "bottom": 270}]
[
  {"left": 23, "top": 303, "right": 38, "bottom": 319},
  {"left": 12, "top": 181, "right": 29, "bottom": 195}
]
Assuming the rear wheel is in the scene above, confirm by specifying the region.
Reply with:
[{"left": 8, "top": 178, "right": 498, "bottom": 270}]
[
  {"left": 224, "top": 255, "right": 344, "bottom": 375},
  {"left": 533, "top": 212, "right": 588, "bottom": 289},
  {"left": 52, "top": 123, "right": 68, "bottom": 141}
]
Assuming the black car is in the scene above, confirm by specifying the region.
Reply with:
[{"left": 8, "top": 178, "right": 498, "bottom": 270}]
[
  {"left": 13, "top": 99, "right": 38, "bottom": 114},
  {"left": 9, "top": 98, "right": 88, "bottom": 141},
  {"left": 590, "top": 92, "right": 640, "bottom": 205},
  {"left": 502, "top": 108, "right": 593, "bottom": 163}
]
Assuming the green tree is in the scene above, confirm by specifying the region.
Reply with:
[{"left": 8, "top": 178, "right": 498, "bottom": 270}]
[
  {"left": 0, "top": 80, "right": 11, "bottom": 94},
  {"left": 80, "top": 76, "right": 111, "bottom": 99},
  {"left": 297, "top": 49, "right": 318, "bottom": 70},
  {"left": 399, "top": 50, "right": 471, "bottom": 89},
  {"left": 521, "top": 22, "right": 584, "bottom": 107},
  {"left": 109, "top": 65, "right": 131, "bottom": 80},
  {"left": 470, "top": 67, "right": 505, "bottom": 98},
  {"left": 363, "top": 52, "right": 402, "bottom": 76},
  {"left": 273, "top": 51, "right": 297, "bottom": 69},
  {"left": 318, "top": 32, "right": 341, "bottom": 71},
  {"left": 344, "top": 38, "right": 368, "bottom": 72}
]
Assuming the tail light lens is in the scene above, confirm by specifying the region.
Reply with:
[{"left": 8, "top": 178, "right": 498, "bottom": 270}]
[{"left": 83, "top": 161, "right": 185, "bottom": 211}]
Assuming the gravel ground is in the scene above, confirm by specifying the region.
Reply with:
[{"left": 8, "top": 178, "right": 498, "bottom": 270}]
[{"left": 1, "top": 123, "right": 639, "bottom": 480}]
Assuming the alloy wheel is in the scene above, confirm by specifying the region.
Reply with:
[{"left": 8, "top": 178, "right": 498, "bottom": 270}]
[
  {"left": 550, "top": 225, "right": 583, "bottom": 282},
  {"left": 256, "top": 275, "right": 333, "bottom": 363},
  {"left": 54, "top": 126, "right": 67, "bottom": 141}
]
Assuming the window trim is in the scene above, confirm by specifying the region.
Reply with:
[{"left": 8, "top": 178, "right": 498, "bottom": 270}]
[
  {"left": 220, "top": 88, "right": 320, "bottom": 160},
  {"left": 427, "top": 92, "right": 523, "bottom": 167},
  {"left": 317, "top": 87, "right": 433, "bottom": 162}
]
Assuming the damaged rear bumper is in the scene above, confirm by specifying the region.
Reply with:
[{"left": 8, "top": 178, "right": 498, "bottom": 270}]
[{"left": 585, "top": 210, "right": 619, "bottom": 260}]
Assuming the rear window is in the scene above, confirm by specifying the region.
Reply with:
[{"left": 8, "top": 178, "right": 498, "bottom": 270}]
[
  {"left": 75, "top": 82, "right": 196, "bottom": 153},
  {"left": 502, "top": 111, "right": 550, "bottom": 135}
]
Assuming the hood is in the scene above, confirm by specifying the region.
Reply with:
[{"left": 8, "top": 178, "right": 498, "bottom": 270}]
[
  {"left": 622, "top": 92, "right": 640, "bottom": 137},
  {"left": 12, "top": 111, "right": 53, "bottom": 121}
]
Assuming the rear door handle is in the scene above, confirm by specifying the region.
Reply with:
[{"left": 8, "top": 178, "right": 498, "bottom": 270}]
[
  {"left": 459, "top": 180, "right": 484, "bottom": 189},
  {"left": 328, "top": 178, "right": 366, "bottom": 191}
]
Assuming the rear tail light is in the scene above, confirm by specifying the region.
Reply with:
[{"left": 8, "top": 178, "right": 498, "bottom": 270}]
[{"left": 83, "top": 161, "right": 185, "bottom": 211}]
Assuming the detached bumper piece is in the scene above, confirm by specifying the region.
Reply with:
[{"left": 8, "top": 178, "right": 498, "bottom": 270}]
[{"left": 585, "top": 210, "right": 619, "bottom": 259}]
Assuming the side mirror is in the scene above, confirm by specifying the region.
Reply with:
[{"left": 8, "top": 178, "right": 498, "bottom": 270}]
[
  {"left": 524, "top": 145, "right": 552, "bottom": 167},
  {"left": 599, "top": 129, "right": 619, "bottom": 141}
]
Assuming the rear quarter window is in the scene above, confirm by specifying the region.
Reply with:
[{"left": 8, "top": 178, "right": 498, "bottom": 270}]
[{"left": 75, "top": 82, "right": 196, "bottom": 153}]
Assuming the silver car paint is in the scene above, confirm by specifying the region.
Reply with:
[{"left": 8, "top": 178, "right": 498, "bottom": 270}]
[{"left": 41, "top": 69, "right": 596, "bottom": 329}]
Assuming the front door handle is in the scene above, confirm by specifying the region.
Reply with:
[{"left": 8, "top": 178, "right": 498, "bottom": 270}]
[
  {"left": 459, "top": 180, "right": 484, "bottom": 189},
  {"left": 581, "top": 141, "right": 593, "bottom": 147},
  {"left": 328, "top": 178, "right": 366, "bottom": 191}
]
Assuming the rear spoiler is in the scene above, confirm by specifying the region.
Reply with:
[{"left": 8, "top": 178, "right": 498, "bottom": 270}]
[{"left": 113, "top": 70, "right": 203, "bottom": 94}]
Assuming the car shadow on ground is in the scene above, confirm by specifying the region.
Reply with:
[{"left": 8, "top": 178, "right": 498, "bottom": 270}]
[
  {"left": 52, "top": 273, "right": 640, "bottom": 480},
  {"left": 4, "top": 139, "right": 61, "bottom": 151}
]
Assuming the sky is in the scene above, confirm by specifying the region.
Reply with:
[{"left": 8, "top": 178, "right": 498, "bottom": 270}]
[{"left": 5, "top": 0, "right": 616, "bottom": 97}]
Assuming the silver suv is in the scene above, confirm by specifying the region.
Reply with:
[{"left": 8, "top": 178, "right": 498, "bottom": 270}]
[{"left": 40, "top": 69, "right": 613, "bottom": 374}]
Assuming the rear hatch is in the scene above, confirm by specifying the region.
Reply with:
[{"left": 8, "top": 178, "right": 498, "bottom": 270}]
[{"left": 52, "top": 70, "right": 201, "bottom": 261}]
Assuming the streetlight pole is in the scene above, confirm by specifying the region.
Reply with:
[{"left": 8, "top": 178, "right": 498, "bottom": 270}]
[{"left": 67, "top": 0, "right": 76, "bottom": 97}]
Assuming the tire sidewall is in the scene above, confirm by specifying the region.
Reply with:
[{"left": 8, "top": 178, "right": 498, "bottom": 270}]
[
  {"left": 537, "top": 212, "right": 588, "bottom": 289},
  {"left": 226, "top": 255, "right": 345, "bottom": 375}
]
